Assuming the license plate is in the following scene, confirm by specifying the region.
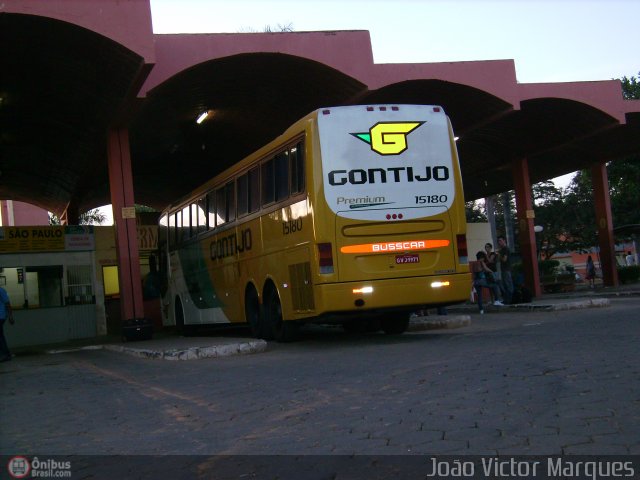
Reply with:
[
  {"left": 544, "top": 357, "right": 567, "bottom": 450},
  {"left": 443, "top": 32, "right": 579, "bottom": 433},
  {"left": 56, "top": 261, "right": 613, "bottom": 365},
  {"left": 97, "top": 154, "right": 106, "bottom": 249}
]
[{"left": 395, "top": 254, "right": 419, "bottom": 264}]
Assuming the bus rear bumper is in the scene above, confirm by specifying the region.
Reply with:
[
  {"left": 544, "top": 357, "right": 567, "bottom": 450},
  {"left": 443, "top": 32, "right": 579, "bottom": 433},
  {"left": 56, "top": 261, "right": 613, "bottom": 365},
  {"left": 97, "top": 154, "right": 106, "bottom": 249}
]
[{"left": 314, "top": 272, "right": 472, "bottom": 315}]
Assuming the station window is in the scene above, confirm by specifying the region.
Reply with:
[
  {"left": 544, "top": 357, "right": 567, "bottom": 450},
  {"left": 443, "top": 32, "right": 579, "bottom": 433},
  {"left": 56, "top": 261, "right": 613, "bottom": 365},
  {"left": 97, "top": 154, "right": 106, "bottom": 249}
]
[
  {"left": 0, "top": 266, "right": 64, "bottom": 309},
  {"left": 66, "top": 265, "right": 94, "bottom": 305}
]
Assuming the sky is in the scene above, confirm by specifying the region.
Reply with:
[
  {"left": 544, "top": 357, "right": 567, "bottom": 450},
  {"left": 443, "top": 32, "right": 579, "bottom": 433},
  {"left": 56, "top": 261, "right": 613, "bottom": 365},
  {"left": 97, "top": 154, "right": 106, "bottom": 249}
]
[
  {"left": 150, "top": 0, "right": 639, "bottom": 84},
  {"left": 99, "top": 0, "right": 639, "bottom": 223}
]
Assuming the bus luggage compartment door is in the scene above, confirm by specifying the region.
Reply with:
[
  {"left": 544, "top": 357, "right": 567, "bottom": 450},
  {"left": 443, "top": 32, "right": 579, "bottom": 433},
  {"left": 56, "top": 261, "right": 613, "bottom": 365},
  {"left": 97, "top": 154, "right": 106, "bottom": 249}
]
[{"left": 334, "top": 214, "right": 456, "bottom": 282}]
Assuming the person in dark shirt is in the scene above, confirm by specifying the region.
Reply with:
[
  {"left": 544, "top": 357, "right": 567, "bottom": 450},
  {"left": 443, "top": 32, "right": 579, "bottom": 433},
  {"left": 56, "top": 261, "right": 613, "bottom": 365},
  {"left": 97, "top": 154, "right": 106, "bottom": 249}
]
[
  {"left": 0, "top": 286, "right": 15, "bottom": 362},
  {"left": 497, "top": 235, "right": 514, "bottom": 304}
]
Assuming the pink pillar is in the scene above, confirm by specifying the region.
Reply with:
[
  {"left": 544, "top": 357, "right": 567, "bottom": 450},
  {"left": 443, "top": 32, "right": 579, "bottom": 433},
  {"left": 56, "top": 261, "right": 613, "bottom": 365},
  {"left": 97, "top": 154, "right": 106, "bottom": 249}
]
[
  {"left": 512, "top": 157, "right": 542, "bottom": 297},
  {"left": 107, "top": 128, "right": 145, "bottom": 321},
  {"left": 591, "top": 162, "right": 619, "bottom": 287}
]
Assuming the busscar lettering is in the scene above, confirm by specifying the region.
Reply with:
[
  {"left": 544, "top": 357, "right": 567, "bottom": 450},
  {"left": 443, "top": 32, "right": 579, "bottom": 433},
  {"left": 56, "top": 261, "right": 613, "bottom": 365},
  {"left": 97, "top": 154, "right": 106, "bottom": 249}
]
[
  {"left": 210, "top": 228, "right": 252, "bottom": 260},
  {"left": 373, "top": 241, "right": 426, "bottom": 252},
  {"left": 328, "top": 166, "right": 449, "bottom": 186}
]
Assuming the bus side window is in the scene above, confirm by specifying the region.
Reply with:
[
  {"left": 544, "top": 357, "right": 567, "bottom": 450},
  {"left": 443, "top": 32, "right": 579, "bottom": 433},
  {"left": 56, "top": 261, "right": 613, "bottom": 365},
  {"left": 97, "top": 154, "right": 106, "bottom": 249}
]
[
  {"left": 168, "top": 213, "right": 176, "bottom": 250},
  {"left": 197, "top": 197, "right": 207, "bottom": 233},
  {"left": 215, "top": 186, "right": 226, "bottom": 226},
  {"left": 175, "top": 210, "right": 182, "bottom": 246},
  {"left": 237, "top": 173, "right": 248, "bottom": 217},
  {"left": 207, "top": 193, "right": 216, "bottom": 229},
  {"left": 226, "top": 181, "right": 236, "bottom": 223},
  {"left": 290, "top": 141, "right": 305, "bottom": 194},
  {"left": 248, "top": 166, "right": 260, "bottom": 213},
  {"left": 190, "top": 203, "right": 199, "bottom": 237},
  {"left": 181, "top": 205, "right": 191, "bottom": 242},
  {"left": 262, "top": 159, "right": 275, "bottom": 205},
  {"left": 275, "top": 150, "right": 289, "bottom": 202}
]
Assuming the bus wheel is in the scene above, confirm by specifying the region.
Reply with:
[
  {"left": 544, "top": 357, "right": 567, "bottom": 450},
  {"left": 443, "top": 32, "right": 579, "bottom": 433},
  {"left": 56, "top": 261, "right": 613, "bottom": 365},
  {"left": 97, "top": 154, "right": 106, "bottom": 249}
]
[
  {"left": 381, "top": 315, "right": 410, "bottom": 335},
  {"left": 245, "top": 287, "right": 263, "bottom": 339},
  {"left": 266, "top": 288, "right": 298, "bottom": 342}
]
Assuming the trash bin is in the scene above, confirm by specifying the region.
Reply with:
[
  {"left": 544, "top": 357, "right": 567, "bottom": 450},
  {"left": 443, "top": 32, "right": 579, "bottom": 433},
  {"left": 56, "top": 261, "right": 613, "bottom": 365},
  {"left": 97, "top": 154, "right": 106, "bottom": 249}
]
[{"left": 121, "top": 318, "right": 153, "bottom": 341}]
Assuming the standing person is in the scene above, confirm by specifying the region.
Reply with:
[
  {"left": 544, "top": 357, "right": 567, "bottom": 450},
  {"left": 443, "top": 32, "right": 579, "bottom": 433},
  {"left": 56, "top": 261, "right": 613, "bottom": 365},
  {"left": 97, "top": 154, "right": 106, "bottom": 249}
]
[
  {"left": 586, "top": 255, "right": 596, "bottom": 288},
  {"left": 0, "top": 286, "right": 15, "bottom": 362},
  {"left": 472, "top": 251, "right": 505, "bottom": 314},
  {"left": 497, "top": 235, "right": 514, "bottom": 304},
  {"left": 484, "top": 242, "right": 501, "bottom": 302}
]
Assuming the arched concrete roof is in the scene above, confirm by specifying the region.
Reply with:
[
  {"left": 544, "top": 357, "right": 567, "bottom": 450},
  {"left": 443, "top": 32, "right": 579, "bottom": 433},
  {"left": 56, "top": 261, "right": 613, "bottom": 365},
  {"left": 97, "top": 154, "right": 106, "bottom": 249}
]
[
  {"left": 0, "top": 11, "right": 150, "bottom": 214},
  {"left": 1, "top": 1, "right": 638, "bottom": 216},
  {"left": 128, "top": 52, "right": 367, "bottom": 209}
]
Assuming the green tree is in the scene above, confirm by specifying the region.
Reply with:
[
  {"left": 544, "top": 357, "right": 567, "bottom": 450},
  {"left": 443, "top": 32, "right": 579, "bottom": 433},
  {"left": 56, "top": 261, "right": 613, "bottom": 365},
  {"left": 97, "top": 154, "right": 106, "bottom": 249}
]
[
  {"left": 532, "top": 181, "right": 572, "bottom": 259},
  {"left": 465, "top": 200, "right": 486, "bottom": 223},
  {"left": 621, "top": 72, "right": 640, "bottom": 100},
  {"left": 612, "top": 71, "right": 640, "bottom": 227}
]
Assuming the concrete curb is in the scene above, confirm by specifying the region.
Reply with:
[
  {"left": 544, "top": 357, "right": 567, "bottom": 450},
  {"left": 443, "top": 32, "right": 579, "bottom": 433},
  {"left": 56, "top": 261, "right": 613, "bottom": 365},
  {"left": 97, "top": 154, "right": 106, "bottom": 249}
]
[
  {"left": 409, "top": 315, "right": 472, "bottom": 331},
  {"left": 103, "top": 339, "right": 268, "bottom": 360},
  {"left": 549, "top": 298, "right": 611, "bottom": 311},
  {"left": 48, "top": 339, "right": 268, "bottom": 360},
  {"left": 501, "top": 298, "right": 611, "bottom": 312}
]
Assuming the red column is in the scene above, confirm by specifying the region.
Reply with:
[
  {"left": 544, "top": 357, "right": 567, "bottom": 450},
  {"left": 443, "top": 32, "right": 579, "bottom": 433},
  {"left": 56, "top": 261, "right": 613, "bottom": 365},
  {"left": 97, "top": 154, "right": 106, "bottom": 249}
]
[
  {"left": 512, "top": 157, "right": 542, "bottom": 297},
  {"left": 591, "top": 162, "right": 619, "bottom": 287},
  {"left": 107, "top": 128, "right": 144, "bottom": 322}
]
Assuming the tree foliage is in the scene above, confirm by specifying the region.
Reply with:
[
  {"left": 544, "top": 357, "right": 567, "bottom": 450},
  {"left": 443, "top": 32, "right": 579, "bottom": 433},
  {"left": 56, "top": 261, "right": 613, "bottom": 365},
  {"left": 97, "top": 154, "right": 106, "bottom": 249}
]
[
  {"left": 621, "top": 72, "right": 640, "bottom": 100},
  {"left": 49, "top": 208, "right": 107, "bottom": 226}
]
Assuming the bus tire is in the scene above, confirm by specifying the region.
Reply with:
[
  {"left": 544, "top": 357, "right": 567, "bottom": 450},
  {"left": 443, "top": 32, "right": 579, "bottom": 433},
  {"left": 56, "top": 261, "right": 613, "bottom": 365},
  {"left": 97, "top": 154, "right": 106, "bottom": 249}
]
[
  {"left": 245, "top": 286, "right": 263, "bottom": 339},
  {"left": 265, "top": 287, "right": 298, "bottom": 342},
  {"left": 381, "top": 315, "right": 410, "bottom": 335}
]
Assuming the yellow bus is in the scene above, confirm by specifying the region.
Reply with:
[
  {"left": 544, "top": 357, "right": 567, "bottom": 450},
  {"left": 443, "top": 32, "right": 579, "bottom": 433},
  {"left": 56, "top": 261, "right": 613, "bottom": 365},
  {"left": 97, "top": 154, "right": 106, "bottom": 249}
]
[{"left": 158, "top": 105, "right": 471, "bottom": 341}]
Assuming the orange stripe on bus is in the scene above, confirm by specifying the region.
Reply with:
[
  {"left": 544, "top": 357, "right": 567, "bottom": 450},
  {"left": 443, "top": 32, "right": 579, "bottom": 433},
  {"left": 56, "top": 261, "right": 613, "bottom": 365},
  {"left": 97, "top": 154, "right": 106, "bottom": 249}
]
[{"left": 340, "top": 239, "right": 450, "bottom": 254}]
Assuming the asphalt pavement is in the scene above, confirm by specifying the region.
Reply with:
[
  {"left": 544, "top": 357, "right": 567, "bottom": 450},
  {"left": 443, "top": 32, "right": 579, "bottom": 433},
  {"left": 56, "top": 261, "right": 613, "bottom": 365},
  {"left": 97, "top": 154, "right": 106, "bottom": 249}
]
[{"left": 28, "top": 283, "right": 638, "bottom": 362}]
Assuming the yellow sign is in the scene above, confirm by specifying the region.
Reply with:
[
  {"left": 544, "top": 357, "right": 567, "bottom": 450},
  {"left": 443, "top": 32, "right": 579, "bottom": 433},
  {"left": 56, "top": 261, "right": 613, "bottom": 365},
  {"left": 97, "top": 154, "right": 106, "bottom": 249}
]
[
  {"left": 0, "top": 226, "right": 94, "bottom": 253},
  {"left": 351, "top": 121, "right": 424, "bottom": 155},
  {"left": 0, "top": 227, "right": 64, "bottom": 253}
]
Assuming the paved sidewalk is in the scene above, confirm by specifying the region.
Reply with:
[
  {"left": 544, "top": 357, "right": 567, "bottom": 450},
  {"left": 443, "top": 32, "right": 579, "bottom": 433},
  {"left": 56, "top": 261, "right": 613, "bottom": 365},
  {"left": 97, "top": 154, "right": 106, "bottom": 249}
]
[{"left": 22, "top": 283, "right": 639, "bottom": 362}]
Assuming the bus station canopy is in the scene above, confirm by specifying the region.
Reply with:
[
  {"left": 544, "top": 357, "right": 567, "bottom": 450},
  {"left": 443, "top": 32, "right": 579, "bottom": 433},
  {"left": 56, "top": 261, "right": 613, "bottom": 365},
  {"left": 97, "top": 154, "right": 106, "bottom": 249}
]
[{"left": 1, "top": 3, "right": 639, "bottom": 217}]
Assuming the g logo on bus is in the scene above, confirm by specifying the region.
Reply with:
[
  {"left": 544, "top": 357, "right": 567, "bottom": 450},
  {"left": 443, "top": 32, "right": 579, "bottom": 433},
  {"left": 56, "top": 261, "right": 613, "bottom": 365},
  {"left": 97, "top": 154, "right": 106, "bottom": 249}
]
[{"left": 350, "top": 121, "right": 424, "bottom": 156}]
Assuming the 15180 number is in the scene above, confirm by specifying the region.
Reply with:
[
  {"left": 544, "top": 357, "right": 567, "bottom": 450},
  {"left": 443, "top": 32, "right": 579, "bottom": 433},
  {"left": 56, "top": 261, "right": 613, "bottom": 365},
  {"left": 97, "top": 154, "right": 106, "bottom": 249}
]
[
  {"left": 282, "top": 218, "right": 303, "bottom": 235},
  {"left": 415, "top": 195, "right": 448, "bottom": 204}
]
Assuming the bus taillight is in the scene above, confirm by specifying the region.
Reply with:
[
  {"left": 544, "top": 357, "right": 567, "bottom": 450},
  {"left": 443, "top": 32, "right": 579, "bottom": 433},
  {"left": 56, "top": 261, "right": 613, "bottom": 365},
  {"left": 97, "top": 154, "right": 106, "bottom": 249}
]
[
  {"left": 318, "top": 243, "right": 334, "bottom": 274},
  {"left": 456, "top": 234, "right": 468, "bottom": 264}
]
